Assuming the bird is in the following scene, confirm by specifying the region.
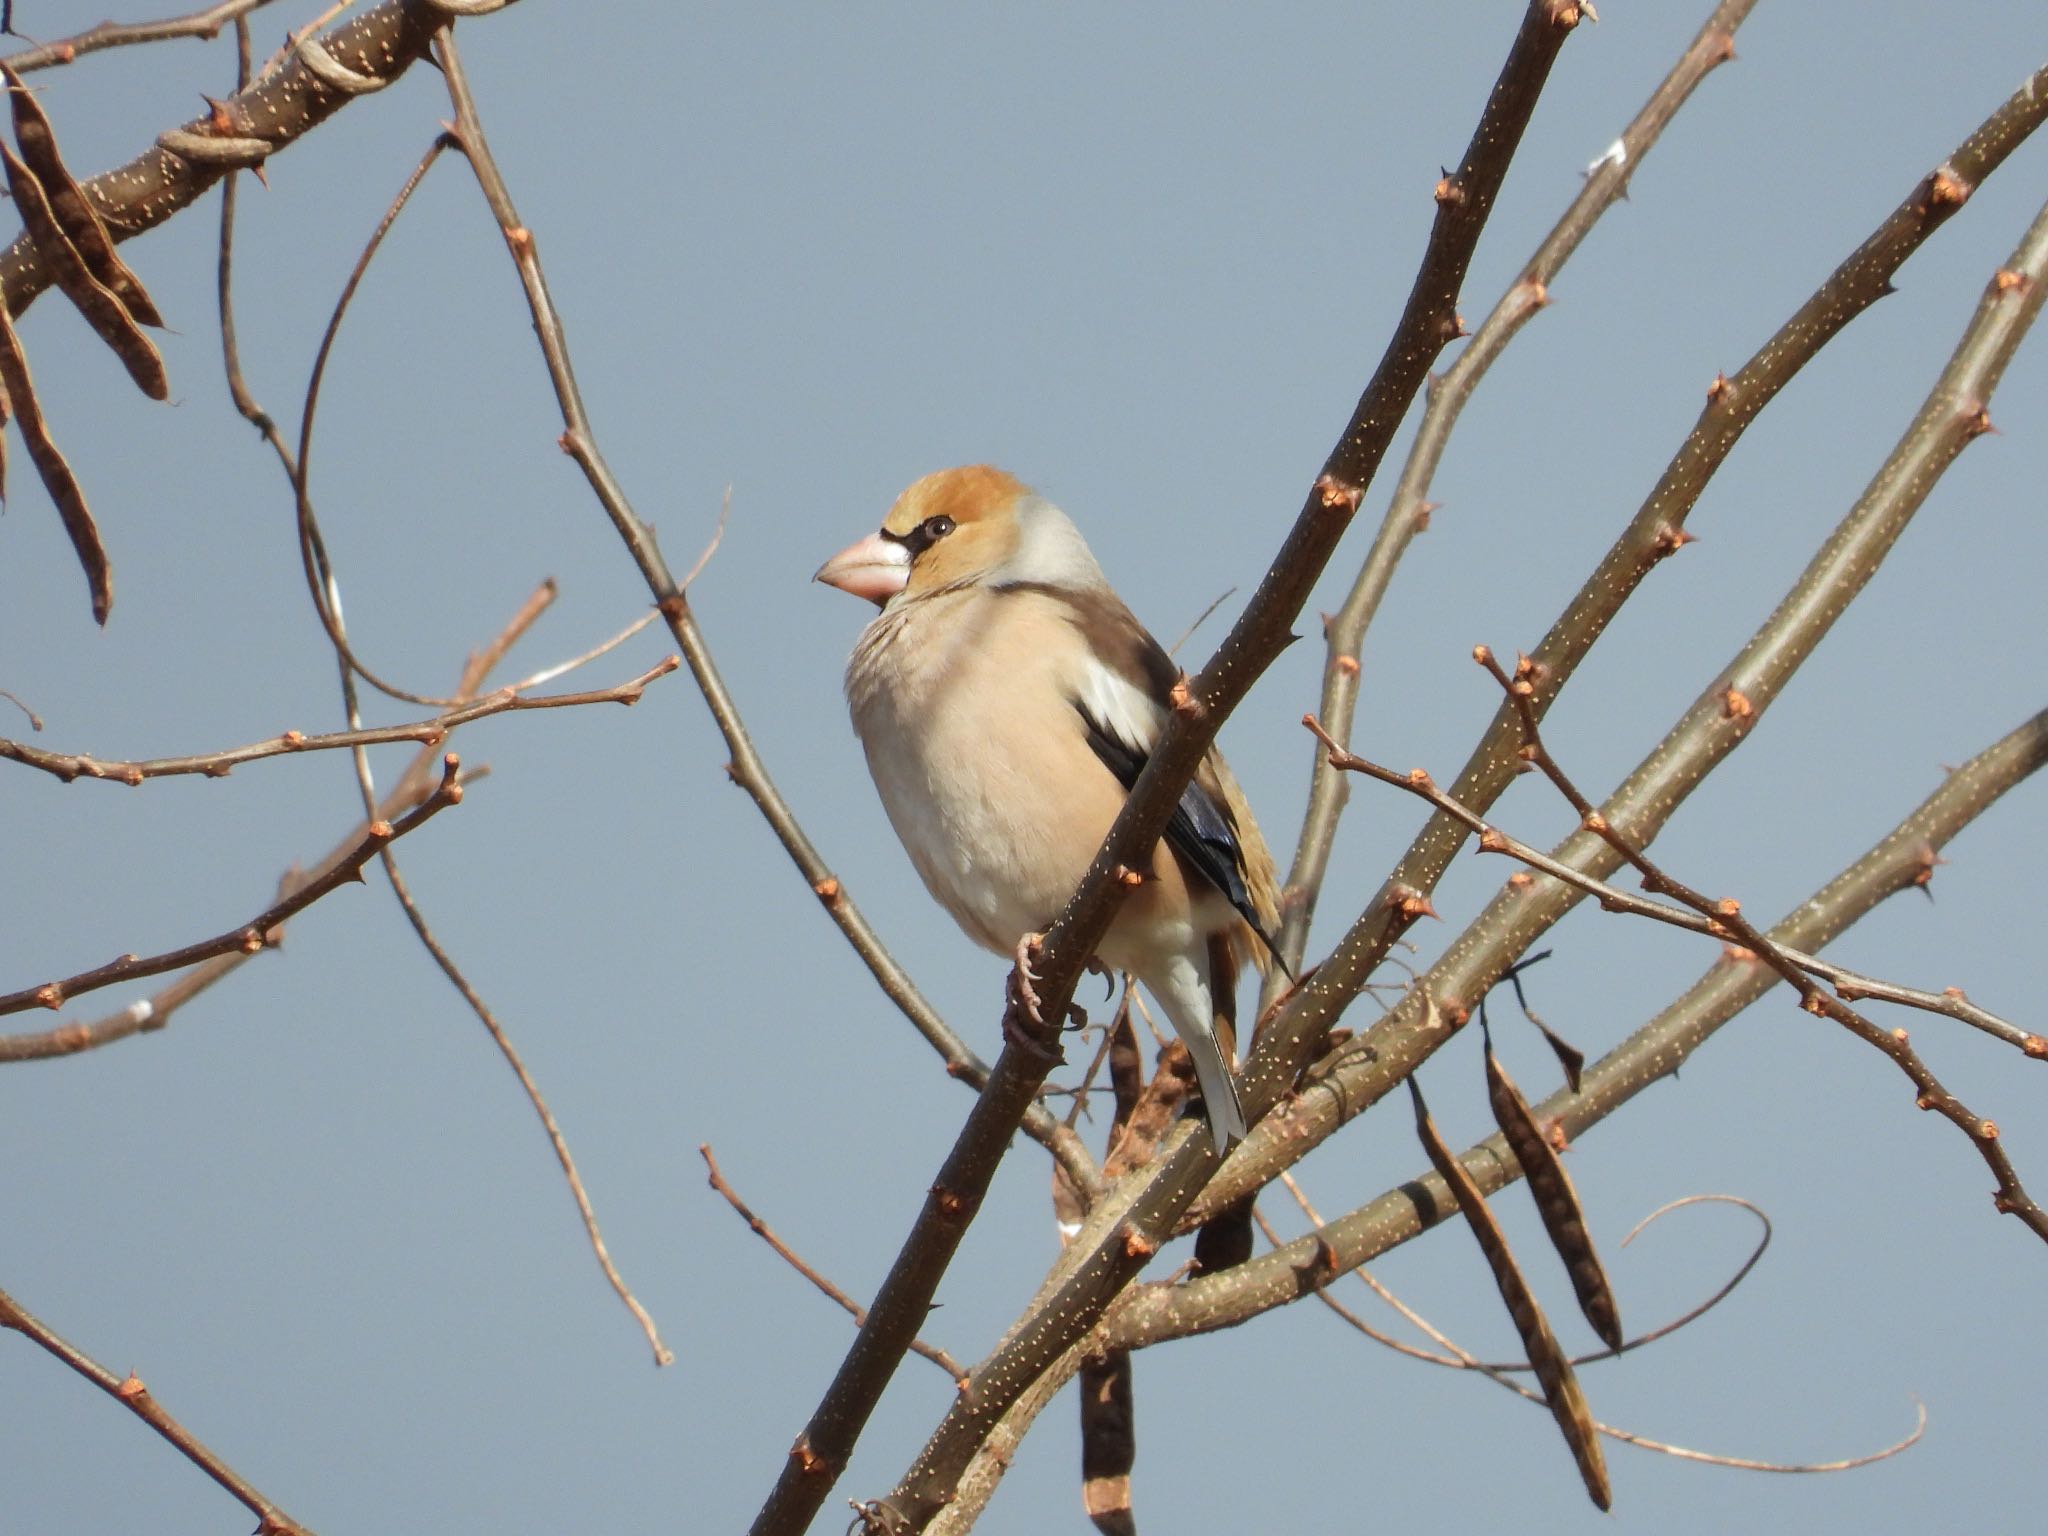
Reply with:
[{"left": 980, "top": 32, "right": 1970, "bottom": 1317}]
[{"left": 815, "top": 465, "right": 1284, "bottom": 1152}]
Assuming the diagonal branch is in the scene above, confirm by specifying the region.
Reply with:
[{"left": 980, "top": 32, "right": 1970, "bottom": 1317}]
[
  {"left": 0, "top": 0, "right": 519, "bottom": 315},
  {"left": 858, "top": 7, "right": 1592, "bottom": 1530},
  {"left": 0, "top": 753, "right": 463, "bottom": 1019},
  {"left": 1201, "top": 184, "right": 2048, "bottom": 1219},
  {"left": 0, "top": 1282, "right": 313, "bottom": 1535},
  {"left": 1275, "top": 0, "right": 1758, "bottom": 988},
  {"left": 1127, "top": 701, "right": 2048, "bottom": 1342}
]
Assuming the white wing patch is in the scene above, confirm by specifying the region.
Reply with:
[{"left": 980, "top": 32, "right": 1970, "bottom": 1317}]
[{"left": 1068, "top": 646, "right": 1165, "bottom": 758}]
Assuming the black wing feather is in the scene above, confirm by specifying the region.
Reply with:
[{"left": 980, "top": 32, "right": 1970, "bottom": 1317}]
[{"left": 1078, "top": 704, "right": 1286, "bottom": 970}]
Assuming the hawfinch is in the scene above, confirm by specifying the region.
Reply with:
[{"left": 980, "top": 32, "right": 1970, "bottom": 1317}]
[{"left": 816, "top": 466, "right": 1283, "bottom": 1151}]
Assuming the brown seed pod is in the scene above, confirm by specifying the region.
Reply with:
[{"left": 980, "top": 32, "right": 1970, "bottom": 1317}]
[
  {"left": 1079, "top": 1350, "right": 1136, "bottom": 1536},
  {"left": 1410, "top": 1077, "right": 1611, "bottom": 1510},
  {"left": 1487, "top": 1048, "right": 1623, "bottom": 1352},
  {"left": 0, "top": 305, "right": 107, "bottom": 623},
  {"left": 1, "top": 65, "right": 163, "bottom": 327},
  {"left": 0, "top": 142, "right": 167, "bottom": 401}
]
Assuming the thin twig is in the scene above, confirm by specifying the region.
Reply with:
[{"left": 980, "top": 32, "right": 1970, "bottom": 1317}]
[
  {"left": 1275, "top": 0, "right": 1758, "bottom": 988},
  {"left": 380, "top": 839, "right": 675, "bottom": 1365},
  {"left": 701, "top": 1146, "right": 967, "bottom": 1385},
  {"left": 1253, "top": 1197, "right": 1922, "bottom": 1474},
  {"left": 1306, "top": 710, "right": 2041, "bottom": 1058},
  {"left": 0, "top": 755, "right": 462, "bottom": 1019},
  {"left": 0, "top": 659, "right": 677, "bottom": 784},
  {"left": 0, "top": 1283, "right": 313, "bottom": 1534},
  {"left": 0, "top": 0, "right": 279, "bottom": 74},
  {"left": 869, "top": 7, "right": 1591, "bottom": 1527},
  {"left": 293, "top": 135, "right": 465, "bottom": 707},
  {"left": 1470, "top": 657, "right": 2048, "bottom": 1243},
  {"left": 426, "top": 31, "right": 1097, "bottom": 1201},
  {"left": 0, "top": 762, "right": 486, "bottom": 1063}
]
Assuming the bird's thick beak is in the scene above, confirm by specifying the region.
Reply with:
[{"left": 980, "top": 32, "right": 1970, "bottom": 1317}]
[{"left": 814, "top": 531, "right": 910, "bottom": 607}]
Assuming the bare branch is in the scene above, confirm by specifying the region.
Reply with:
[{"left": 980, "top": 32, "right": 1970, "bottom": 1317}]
[
  {"left": 701, "top": 1146, "right": 967, "bottom": 1385},
  {"left": 0, "top": 1282, "right": 314, "bottom": 1534},
  {"left": 0, "top": 0, "right": 515, "bottom": 316},
  {"left": 1305, "top": 711, "right": 2042, "bottom": 1057},
  {"left": 0, "top": 753, "right": 463, "bottom": 1018},
  {"left": 1114, "top": 705, "right": 2048, "bottom": 1342},
  {"left": 867, "top": 6, "right": 1591, "bottom": 1527},
  {"left": 1276, "top": 0, "right": 1758, "bottom": 985},
  {"left": 0, "top": 0, "right": 282, "bottom": 75},
  {"left": 423, "top": 33, "right": 1101, "bottom": 1202},
  {"left": 0, "top": 658, "right": 676, "bottom": 784}
]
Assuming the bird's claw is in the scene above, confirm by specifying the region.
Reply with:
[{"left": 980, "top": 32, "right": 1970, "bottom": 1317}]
[{"left": 1004, "top": 933, "right": 1064, "bottom": 1062}]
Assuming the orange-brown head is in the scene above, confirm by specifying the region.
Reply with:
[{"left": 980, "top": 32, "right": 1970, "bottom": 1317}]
[{"left": 816, "top": 465, "right": 1055, "bottom": 606}]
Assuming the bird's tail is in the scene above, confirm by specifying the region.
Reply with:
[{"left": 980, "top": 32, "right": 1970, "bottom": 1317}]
[{"left": 1149, "top": 946, "right": 1248, "bottom": 1154}]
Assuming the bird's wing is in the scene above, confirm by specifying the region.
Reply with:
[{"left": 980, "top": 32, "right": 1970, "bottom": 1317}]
[{"left": 1010, "top": 580, "right": 1286, "bottom": 969}]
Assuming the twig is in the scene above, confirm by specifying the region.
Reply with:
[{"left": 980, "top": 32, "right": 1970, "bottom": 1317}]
[
  {"left": 1471, "top": 657, "right": 2048, "bottom": 1242},
  {"left": 1, "top": 575, "right": 542, "bottom": 1063},
  {"left": 0, "top": 659, "right": 677, "bottom": 784},
  {"left": 1166, "top": 586, "right": 1235, "bottom": 658},
  {"left": 701, "top": 1146, "right": 967, "bottom": 1384},
  {"left": 426, "top": 31, "right": 1097, "bottom": 1200},
  {"left": 293, "top": 135, "right": 467, "bottom": 707},
  {"left": 1306, "top": 710, "right": 2042, "bottom": 1057},
  {"left": 0, "top": 1284, "right": 313, "bottom": 1534},
  {"left": 0, "top": 762, "right": 484, "bottom": 1063},
  {"left": 1119, "top": 706, "right": 2048, "bottom": 1343},
  {"left": 0, "top": 0, "right": 504, "bottom": 315},
  {"left": 0, "top": 754, "right": 462, "bottom": 1019},
  {"left": 866, "top": 7, "right": 1589, "bottom": 1529},
  {"left": 1276, "top": 0, "right": 1757, "bottom": 986},
  {"left": 380, "top": 836, "right": 674, "bottom": 1365},
  {"left": 1255, "top": 1197, "right": 1923, "bottom": 1474},
  {"left": 0, "top": 0, "right": 280, "bottom": 74}
]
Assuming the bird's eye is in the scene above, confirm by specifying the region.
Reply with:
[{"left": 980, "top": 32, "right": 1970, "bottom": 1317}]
[{"left": 923, "top": 515, "right": 955, "bottom": 540}]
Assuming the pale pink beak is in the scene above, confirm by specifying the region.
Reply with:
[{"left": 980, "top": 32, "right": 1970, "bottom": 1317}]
[{"left": 814, "top": 530, "right": 910, "bottom": 606}]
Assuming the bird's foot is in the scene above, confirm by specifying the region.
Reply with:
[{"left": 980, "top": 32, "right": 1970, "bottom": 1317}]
[{"left": 1003, "top": 933, "right": 1063, "bottom": 1061}]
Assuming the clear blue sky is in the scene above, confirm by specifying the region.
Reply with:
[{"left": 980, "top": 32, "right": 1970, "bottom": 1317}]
[{"left": 2, "top": 3, "right": 2043, "bottom": 1532}]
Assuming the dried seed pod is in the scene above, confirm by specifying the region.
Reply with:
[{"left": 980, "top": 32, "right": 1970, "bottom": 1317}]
[
  {"left": 0, "top": 142, "right": 167, "bottom": 400},
  {"left": 1079, "top": 1350, "right": 1136, "bottom": 1536},
  {"left": 1487, "top": 1048, "right": 1623, "bottom": 1352},
  {"left": 0, "top": 306, "right": 107, "bottom": 623},
  {"left": 1410, "top": 1078, "right": 1611, "bottom": 1510},
  {"left": 1, "top": 65, "right": 163, "bottom": 326}
]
